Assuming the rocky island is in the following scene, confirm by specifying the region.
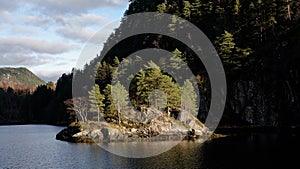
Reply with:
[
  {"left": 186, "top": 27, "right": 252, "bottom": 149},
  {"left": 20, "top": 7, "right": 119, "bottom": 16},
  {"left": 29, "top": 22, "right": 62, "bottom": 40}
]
[{"left": 56, "top": 108, "right": 212, "bottom": 143}]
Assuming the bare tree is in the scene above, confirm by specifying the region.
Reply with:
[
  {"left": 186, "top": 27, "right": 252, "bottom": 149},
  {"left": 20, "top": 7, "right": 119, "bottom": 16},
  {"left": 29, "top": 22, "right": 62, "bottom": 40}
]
[{"left": 64, "top": 97, "right": 88, "bottom": 122}]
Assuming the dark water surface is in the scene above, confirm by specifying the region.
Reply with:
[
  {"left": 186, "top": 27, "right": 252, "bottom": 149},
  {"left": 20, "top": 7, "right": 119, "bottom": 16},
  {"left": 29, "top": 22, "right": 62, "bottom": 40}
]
[{"left": 0, "top": 125, "right": 298, "bottom": 168}]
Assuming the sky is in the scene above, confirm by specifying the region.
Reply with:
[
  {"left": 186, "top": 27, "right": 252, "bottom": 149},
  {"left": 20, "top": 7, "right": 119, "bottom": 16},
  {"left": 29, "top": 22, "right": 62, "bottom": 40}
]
[{"left": 0, "top": 0, "right": 129, "bottom": 82}]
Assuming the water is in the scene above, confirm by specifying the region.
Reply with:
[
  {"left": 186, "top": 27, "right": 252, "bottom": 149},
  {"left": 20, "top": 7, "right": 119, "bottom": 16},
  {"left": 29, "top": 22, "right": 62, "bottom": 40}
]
[{"left": 0, "top": 125, "right": 299, "bottom": 168}]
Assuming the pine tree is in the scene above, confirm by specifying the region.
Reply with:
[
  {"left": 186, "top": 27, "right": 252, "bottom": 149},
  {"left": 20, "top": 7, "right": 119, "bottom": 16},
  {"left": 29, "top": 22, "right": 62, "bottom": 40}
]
[
  {"left": 149, "top": 89, "right": 167, "bottom": 111},
  {"left": 234, "top": 0, "right": 241, "bottom": 15},
  {"left": 159, "top": 74, "right": 181, "bottom": 109},
  {"left": 157, "top": 2, "right": 167, "bottom": 13},
  {"left": 134, "top": 61, "right": 181, "bottom": 110},
  {"left": 103, "top": 84, "right": 118, "bottom": 122},
  {"left": 111, "top": 81, "right": 129, "bottom": 124},
  {"left": 215, "top": 30, "right": 252, "bottom": 73},
  {"left": 95, "top": 61, "right": 112, "bottom": 89},
  {"left": 88, "top": 84, "right": 105, "bottom": 122},
  {"left": 181, "top": 79, "right": 198, "bottom": 116},
  {"left": 183, "top": 1, "right": 192, "bottom": 19},
  {"left": 135, "top": 69, "right": 148, "bottom": 106},
  {"left": 169, "top": 48, "right": 186, "bottom": 70}
]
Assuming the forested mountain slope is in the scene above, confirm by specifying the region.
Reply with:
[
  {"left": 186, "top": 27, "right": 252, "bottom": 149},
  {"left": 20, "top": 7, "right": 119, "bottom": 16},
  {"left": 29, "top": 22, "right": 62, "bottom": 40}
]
[
  {"left": 75, "top": 0, "right": 300, "bottom": 127},
  {"left": 0, "top": 67, "right": 45, "bottom": 89}
]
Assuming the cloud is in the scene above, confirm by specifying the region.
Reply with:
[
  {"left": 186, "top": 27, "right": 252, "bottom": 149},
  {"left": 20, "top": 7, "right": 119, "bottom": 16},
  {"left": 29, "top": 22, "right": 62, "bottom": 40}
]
[
  {"left": 24, "top": 15, "right": 54, "bottom": 28},
  {"left": 0, "top": 37, "right": 74, "bottom": 67},
  {"left": 1, "top": 1, "right": 126, "bottom": 26},
  {"left": 56, "top": 27, "right": 95, "bottom": 42},
  {"left": 0, "top": 1, "right": 21, "bottom": 12},
  {"left": 29, "top": 0, "right": 127, "bottom": 15},
  {"left": 0, "top": 0, "right": 127, "bottom": 14},
  {"left": 0, "top": 0, "right": 129, "bottom": 82},
  {"left": 54, "top": 13, "right": 109, "bottom": 26},
  {"left": 54, "top": 13, "right": 112, "bottom": 42},
  {"left": 35, "top": 70, "right": 67, "bottom": 82},
  {"left": 56, "top": 13, "right": 116, "bottom": 43},
  {"left": 0, "top": 11, "right": 12, "bottom": 23},
  {"left": 0, "top": 37, "right": 73, "bottom": 54},
  {"left": 7, "top": 26, "right": 40, "bottom": 35},
  {"left": 0, "top": 53, "right": 50, "bottom": 66}
]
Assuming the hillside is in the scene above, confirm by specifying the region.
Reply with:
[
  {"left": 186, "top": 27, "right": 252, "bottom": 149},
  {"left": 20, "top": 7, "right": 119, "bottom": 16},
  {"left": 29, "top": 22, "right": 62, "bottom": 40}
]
[
  {"left": 0, "top": 67, "right": 45, "bottom": 88},
  {"left": 74, "top": 0, "right": 300, "bottom": 128}
]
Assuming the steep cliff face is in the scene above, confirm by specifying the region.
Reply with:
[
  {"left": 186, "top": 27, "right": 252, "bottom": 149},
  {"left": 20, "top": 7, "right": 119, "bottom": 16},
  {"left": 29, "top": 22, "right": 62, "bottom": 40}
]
[
  {"left": 225, "top": 81, "right": 276, "bottom": 126},
  {"left": 222, "top": 29, "right": 300, "bottom": 127},
  {"left": 225, "top": 77, "right": 300, "bottom": 127}
]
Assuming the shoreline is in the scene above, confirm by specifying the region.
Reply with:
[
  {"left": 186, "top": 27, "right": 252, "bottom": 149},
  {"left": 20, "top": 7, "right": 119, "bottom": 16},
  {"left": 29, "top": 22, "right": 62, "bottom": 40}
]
[{"left": 0, "top": 122, "right": 68, "bottom": 127}]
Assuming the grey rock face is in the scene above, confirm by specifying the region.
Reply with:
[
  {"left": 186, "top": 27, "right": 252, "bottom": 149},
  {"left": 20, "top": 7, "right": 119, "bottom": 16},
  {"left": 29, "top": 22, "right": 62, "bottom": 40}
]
[{"left": 57, "top": 108, "right": 211, "bottom": 143}]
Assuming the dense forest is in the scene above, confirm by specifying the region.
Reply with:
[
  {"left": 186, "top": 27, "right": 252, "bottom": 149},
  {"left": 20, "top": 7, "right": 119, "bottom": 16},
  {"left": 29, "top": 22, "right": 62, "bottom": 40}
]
[
  {"left": 1, "top": 0, "right": 300, "bottom": 128},
  {"left": 74, "top": 0, "right": 300, "bottom": 127},
  {"left": 0, "top": 73, "right": 74, "bottom": 125}
]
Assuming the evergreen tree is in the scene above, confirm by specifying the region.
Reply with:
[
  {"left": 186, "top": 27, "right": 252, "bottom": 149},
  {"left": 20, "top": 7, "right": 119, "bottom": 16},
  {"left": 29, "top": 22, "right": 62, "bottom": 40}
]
[
  {"left": 135, "top": 62, "right": 162, "bottom": 106},
  {"left": 181, "top": 79, "right": 198, "bottom": 116},
  {"left": 134, "top": 61, "right": 181, "bottom": 109},
  {"left": 215, "top": 30, "right": 252, "bottom": 73},
  {"left": 88, "top": 84, "right": 105, "bottom": 122},
  {"left": 103, "top": 84, "right": 118, "bottom": 122},
  {"left": 95, "top": 61, "right": 112, "bottom": 89},
  {"left": 111, "top": 81, "right": 129, "bottom": 124},
  {"left": 159, "top": 74, "right": 181, "bottom": 109},
  {"left": 149, "top": 89, "right": 167, "bottom": 111}
]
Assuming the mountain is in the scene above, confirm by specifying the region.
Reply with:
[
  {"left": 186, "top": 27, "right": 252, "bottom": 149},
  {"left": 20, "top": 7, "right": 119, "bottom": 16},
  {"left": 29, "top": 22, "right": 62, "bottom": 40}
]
[{"left": 0, "top": 67, "right": 45, "bottom": 88}]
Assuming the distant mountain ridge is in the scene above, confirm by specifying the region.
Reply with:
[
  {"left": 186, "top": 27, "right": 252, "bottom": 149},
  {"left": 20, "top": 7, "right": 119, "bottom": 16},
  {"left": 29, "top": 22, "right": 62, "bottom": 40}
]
[{"left": 0, "top": 67, "right": 45, "bottom": 88}]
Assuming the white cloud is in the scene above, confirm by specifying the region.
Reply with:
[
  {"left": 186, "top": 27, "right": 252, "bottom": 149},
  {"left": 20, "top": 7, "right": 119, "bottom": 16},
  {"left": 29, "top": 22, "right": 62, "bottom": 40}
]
[
  {"left": 54, "top": 13, "right": 109, "bottom": 26},
  {"left": 56, "top": 26, "right": 115, "bottom": 44},
  {"left": 56, "top": 27, "right": 95, "bottom": 42},
  {"left": 0, "top": 10, "right": 12, "bottom": 23},
  {"left": 0, "top": 37, "right": 74, "bottom": 67},
  {"left": 29, "top": 0, "right": 127, "bottom": 15},
  {"left": 0, "top": 0, "right": 127, "bottom": 14},
  {"left": 54, "top": 13, "right": 112, "bottom": 42},
  {"left": 24, "top": 15, "right": 54, "bottom": 28},
  {"left": 0, "top": 0, "right": 129, "bottom": 81},
  {"left": 35, "top": 70, "right": 67, "bottom": 82},
  {"left": 0, "top": 37, "right": 73, "bottom": 54},
  {"left": 7, "top": 25, "right": 40, "bottom": 35},
  {"left": 0, "top": 1, "right": 21, "bottom": 12},
  {"left": 0, "top": 53, "right": 50, "bottom": 66}
]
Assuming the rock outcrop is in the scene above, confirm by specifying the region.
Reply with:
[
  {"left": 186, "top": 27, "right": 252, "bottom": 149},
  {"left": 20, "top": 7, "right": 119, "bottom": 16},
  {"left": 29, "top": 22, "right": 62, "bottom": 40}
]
[
  {"left": 224, "top": 78, "right": 300, "bottom": 127},
  {"left": 56, "top": 123, "right": 94, "bottom": 143},
  {"left": 56, "top": 108, "right": 211, "bottom": 143}
]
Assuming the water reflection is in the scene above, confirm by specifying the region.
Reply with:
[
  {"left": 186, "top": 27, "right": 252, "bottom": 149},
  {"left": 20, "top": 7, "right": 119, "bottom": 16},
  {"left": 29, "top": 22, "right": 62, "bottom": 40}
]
[{"left": 1, "top": 125, "right": 299, "bottom": 168}]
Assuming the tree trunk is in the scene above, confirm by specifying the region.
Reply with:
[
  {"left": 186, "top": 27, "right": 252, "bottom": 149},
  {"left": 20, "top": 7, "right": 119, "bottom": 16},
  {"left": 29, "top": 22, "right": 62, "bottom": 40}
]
[
  {"left": 78, "top": 111, "right": 85, "bottom": 122},
  {"left": 260, "top": 25, "right": 263, "bottom": 42},
  {"left": 287, "top": 0, "right": 292, "bottom": 20},
  {"left": 167, "top": 107, "right": 171, "bottom": 117},
  {"left": 117, "top": 105, "right": 121, "bottom": 124}
]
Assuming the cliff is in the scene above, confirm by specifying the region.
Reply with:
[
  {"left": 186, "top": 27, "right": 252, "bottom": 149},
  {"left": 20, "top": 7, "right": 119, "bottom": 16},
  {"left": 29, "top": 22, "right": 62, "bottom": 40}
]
[{"left": 220, "top": 27, "right": 300, "bottom": 128}]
